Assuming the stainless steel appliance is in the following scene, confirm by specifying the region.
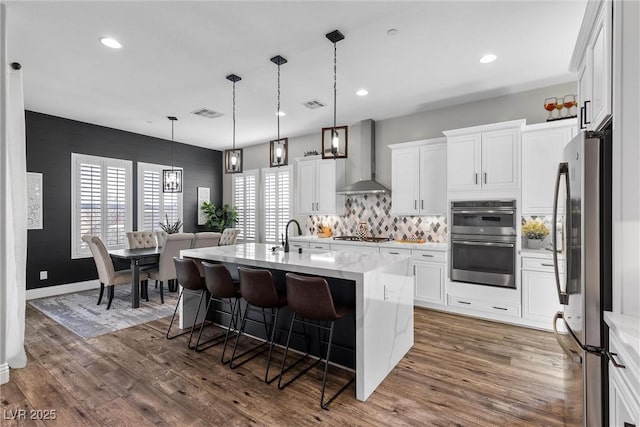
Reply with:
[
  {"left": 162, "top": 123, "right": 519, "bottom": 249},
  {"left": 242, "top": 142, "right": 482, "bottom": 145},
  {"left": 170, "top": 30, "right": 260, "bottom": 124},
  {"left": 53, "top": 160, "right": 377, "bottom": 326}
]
[
  {"left": 449, "top": 200, "right": 517, "bottom": 288},
  {"left": 551, "top": 129, "right": 613, "bottom": 426}
]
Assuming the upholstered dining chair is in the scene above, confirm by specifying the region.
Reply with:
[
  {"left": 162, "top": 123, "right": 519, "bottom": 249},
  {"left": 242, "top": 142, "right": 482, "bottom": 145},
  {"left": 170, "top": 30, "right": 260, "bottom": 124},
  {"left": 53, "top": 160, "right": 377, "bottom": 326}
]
[
  {"left": 192, "top": 232, "right": 221, "bottom": 248},
  {"left": 81, "top": 234, "right": 149, "bottom": 310},
  {"left": 126, "top": 231, "right": 157, "bottom": 249},
  {"left": 155, "top": 230, "right": 168, "bottom": 248},
  {"left": 148, "top": 233, "right": 194, "bottom": 303},
  {"left": 218, "top": 228, "right": 240, "bottom": 246}
]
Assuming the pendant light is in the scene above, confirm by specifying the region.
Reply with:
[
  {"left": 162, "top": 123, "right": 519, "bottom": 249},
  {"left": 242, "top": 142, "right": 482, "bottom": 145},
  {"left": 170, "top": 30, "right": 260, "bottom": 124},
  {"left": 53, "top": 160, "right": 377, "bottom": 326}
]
[
  {"left": 162, "top": 116, "right": 182, "bottom": 193},
  {"left": 322, "top": 29, "right": 348, "bottom": 159},
  {"left": 224, "top": 74, "right": 243, "bottom": 174},
  {"left": 269, "top": 55, "right": 288, "bottom": 167}
]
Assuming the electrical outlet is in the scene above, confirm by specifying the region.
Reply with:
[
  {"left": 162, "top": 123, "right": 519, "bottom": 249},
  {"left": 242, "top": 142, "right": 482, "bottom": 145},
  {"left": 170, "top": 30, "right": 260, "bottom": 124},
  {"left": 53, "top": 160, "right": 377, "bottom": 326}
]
[{"left": 40, "top": 271, "right": 48, "bottom": 280}]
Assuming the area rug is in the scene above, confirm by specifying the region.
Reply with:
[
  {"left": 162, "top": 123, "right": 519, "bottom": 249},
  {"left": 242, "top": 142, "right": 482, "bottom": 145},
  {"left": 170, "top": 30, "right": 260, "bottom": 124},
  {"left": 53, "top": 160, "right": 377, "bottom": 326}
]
[{"left": 28, "top": 286, "right": 178, "bottom": 339}]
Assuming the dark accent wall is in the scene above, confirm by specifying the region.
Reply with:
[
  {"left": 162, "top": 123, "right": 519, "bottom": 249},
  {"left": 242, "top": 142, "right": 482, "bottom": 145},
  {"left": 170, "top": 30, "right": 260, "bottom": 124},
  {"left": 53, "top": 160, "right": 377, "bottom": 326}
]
[{"left": 26, "top": 111, "right": 223, "bottom": 290}]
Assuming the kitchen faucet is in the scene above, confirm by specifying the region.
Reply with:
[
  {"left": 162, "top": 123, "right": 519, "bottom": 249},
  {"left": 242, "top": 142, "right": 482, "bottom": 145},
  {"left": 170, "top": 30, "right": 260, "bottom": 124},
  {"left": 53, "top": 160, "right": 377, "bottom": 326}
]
[{"left": 284, "top": 219, "right": 302, "bottom": 253}]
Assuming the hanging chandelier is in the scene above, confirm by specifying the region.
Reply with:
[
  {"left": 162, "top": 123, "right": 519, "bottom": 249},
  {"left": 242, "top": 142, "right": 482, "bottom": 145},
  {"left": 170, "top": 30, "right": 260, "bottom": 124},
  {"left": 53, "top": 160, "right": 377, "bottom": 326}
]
[
  {"left": 224, "top": 74, "right": 243, "bottom": 174},
  {"left": 270, "top": 55, "right": 288, "bottom": 167},
  {"left": 322, "top": 29, "right": 348, "bottom": 159},
  {"left": 162, "top": 116, "right": 182, "bottom": 193}
]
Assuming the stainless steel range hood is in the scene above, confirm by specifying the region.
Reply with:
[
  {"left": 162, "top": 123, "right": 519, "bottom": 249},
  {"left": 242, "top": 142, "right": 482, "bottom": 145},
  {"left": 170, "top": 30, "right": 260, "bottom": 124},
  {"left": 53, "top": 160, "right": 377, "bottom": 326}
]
[{"left": 336, "top": 119, "right": 391, "bottom": 195}]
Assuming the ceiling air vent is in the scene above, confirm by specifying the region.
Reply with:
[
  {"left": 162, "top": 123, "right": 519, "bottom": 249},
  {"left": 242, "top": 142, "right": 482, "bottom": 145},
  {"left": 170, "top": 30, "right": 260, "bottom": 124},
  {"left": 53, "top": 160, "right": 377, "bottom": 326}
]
[
  {"left": 191, "top": 108, "right": 223, "bottom": 119},
  {"left": 302, "top": 99, "right": 326, "bottom": 110}
]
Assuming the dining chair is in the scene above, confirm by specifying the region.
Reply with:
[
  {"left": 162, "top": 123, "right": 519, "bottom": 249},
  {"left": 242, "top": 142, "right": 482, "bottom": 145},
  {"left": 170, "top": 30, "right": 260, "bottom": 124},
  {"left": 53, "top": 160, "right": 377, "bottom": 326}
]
[
  {"left": 81, "top": 234, "right": 149, "bottom": 310},
  {"left": 155, "top": 230, "right": 168, "bottom": 248},
  {"left": 192, "top": 232, "right": 221, "bottom": 248},
  {"left": 218, "top": 228, "right": 240, "bottom": 246},
  {"left": 148, "top": 233, "right": 195, "bottom": 302},
  {"left": 126, "top": 231, "right": 157, "bottom": 249}
]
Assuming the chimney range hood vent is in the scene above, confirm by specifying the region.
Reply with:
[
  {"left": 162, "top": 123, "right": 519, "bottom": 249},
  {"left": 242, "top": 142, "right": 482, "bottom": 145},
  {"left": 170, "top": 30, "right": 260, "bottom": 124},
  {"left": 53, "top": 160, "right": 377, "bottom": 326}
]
[{"left": 336, "top": 119, "right": 390, "bottom": 195}]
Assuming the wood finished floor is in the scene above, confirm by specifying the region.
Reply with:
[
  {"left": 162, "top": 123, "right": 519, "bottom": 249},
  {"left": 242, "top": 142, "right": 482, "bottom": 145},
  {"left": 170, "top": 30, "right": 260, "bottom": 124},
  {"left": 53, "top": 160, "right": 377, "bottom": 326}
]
[{"left": 1, "top": 305, "right": 581, "bottom": 426}]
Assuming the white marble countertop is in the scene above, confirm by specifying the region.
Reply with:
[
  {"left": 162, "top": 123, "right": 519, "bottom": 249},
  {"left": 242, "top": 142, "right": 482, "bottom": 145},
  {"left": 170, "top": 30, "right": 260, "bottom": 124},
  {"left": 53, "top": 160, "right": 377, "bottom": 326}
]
[
  {"left": 604, "top": 311, "right": 640, "bottom": 365},
  {"left": 288, "top": 235, "right": 448, "bottom": 252},
  {"left": 181, "top": 242, "right": 412, "bottom": 281}
]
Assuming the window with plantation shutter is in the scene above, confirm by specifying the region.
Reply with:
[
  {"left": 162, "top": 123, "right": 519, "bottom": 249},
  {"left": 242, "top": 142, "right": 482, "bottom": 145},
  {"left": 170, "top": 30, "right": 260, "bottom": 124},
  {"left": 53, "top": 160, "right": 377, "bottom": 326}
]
[
  {"left": 232, "top": 170, "right": 258, "bottom": 242},
  {"left": 137, "top": 162, "right": 183, "bottom": 233},
  {"left": 71, "top": 153, "right": 132, "bottom": 258},
  {"left": 261, "top": 166, "right": 291, "bottom": 244}
]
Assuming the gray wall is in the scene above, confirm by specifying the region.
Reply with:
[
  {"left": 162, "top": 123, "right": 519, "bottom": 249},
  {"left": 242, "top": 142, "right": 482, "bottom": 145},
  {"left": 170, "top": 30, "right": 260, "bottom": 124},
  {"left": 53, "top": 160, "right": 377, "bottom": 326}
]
[{"left": 223, "top": 81, "right": 576, "bottom": 204}]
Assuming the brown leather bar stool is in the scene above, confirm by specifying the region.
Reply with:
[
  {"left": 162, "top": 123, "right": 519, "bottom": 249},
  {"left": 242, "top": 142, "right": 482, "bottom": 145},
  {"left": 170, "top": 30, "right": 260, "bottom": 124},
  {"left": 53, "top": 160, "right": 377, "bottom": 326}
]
[
  {"left": 166, "top": 257, "right": 208, "bottom": 349},
  {"left": 230, "top": 266, "right": 287, "bottom": 384},
  {"left": 278, "top": 273, "right": 355, "bottom": 409},
  {"left": 195, "top": 262, "right": 242, "bottom": 363}
]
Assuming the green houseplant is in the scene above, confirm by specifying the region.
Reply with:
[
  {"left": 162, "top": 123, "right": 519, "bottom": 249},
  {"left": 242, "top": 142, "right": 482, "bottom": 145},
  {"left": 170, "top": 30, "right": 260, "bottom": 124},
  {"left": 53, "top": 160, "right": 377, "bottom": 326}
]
[{"left": 201, "top": 202, "right": 238, "bottom": 232}]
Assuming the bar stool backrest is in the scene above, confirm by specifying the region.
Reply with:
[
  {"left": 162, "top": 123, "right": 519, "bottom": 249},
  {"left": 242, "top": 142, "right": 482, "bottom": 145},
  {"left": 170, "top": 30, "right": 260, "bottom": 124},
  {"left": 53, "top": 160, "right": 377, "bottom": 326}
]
[
  {"left": 173, "top": 257, "right": 205, "bottom": 291},
  {"left": 238, "top": 267, "right": 279, "bottom": 308},
  {"left": 202, "top": 262, "right": 237, "bottom": 299},
  {"left": 285, "top": 273, "right": 340, "bottom": 321}
]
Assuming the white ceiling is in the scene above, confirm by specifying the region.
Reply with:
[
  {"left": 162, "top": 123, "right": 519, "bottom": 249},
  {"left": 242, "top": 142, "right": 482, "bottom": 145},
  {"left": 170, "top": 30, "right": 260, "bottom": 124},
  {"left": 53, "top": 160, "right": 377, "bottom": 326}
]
[{"left": 6, "top": 1, "right": 586, "bottom": 150}]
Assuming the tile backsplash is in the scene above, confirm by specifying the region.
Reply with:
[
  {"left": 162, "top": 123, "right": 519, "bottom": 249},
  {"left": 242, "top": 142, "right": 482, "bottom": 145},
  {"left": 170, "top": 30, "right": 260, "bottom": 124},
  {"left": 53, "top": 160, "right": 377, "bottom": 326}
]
[{"left": 305, "top": 194, "right": 448, "bottom": 242}]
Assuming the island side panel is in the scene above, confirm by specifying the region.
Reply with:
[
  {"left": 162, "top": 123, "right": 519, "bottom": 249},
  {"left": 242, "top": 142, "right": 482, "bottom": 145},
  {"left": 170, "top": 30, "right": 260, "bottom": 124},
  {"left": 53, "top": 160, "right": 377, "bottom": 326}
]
[{"left": 356, "top": 258, "right": 414, "bottom": 401}]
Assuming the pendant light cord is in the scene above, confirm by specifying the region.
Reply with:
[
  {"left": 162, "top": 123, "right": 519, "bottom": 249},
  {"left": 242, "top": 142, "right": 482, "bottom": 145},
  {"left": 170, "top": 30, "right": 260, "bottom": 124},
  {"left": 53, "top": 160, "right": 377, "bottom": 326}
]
[
  {"left": 232, "top": 81, "right": 236, "bottom": 151},
  {"left": 277, "top": 63, "right": 281, "bottom": 142},
  {"left": 333, "top": 42, "right": 337, "bottom": 131},
  {"left": 171, "top": 119, "right": 175, "bottom": 172}
]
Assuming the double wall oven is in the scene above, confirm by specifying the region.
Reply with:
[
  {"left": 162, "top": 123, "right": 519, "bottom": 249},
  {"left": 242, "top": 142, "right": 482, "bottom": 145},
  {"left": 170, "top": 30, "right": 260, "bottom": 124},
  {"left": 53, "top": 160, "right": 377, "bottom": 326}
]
[{"left": 450, "top": 200, "right": 517, "bottom": 289}]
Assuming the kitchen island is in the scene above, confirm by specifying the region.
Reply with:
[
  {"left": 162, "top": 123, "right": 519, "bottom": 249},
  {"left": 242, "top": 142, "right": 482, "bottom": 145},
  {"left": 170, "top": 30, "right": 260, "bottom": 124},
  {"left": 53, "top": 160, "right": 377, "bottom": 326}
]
[{"left": 180, "top": 243, "right": 414, "bottom": 401}]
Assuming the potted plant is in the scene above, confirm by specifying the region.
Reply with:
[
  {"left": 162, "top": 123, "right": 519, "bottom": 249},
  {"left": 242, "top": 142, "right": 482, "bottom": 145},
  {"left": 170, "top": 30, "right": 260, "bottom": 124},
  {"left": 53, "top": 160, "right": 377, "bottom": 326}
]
[
  {"left": 522, "top": 219, "right": 549, "bottom": 249},
  {"left": 201, "top": 202, "right": 238, "bottom": 232},
  {"left": 159, "top": 214, "right": 183, "bottom": 234}
]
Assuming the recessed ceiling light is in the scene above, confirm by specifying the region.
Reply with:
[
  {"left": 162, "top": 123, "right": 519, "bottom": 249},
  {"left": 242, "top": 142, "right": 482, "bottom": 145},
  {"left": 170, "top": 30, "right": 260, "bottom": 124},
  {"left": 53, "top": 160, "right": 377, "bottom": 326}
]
[
  {"left": 276, "top": 111, "right": 286, "bottom": 117},
  {"left": 480, "top": 54, "right": 497, "bottom": 64},
  {"left": 356, "top": 89, "right": 369, "bottom": 96},
  {"left": 100, "top": 37, "right": 122, "bottom": 49},
  {"left": 387, "top": 29, "right": 399, "bottom": 36}
]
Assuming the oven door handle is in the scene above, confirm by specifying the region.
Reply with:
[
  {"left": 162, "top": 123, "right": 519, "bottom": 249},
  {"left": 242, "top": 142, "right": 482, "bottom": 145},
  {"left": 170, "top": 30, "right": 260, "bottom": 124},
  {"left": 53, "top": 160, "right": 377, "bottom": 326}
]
[
  {"left": 452, "top": 210, "right": 514, "bottom": 215},
  {"left": 454, "top": 240, "right": 515, "bottom": 248}
]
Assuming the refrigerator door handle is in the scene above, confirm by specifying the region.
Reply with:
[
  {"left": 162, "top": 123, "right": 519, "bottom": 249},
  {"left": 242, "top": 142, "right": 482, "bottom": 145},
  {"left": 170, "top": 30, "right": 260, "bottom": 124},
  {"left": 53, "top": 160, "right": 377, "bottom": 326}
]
[
  {"left": 552, "top": 162, "right": 570, "bottom": 305},
  {"left": 552, "top": 311, "right": 582, "bottom": 364}
]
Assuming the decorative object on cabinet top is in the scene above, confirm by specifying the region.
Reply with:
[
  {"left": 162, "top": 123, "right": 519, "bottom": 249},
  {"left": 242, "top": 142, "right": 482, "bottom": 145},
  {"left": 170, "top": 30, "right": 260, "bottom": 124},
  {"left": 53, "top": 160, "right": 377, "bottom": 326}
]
[{"left": 544, "top": 94, "right": 578, "bottom": 121}]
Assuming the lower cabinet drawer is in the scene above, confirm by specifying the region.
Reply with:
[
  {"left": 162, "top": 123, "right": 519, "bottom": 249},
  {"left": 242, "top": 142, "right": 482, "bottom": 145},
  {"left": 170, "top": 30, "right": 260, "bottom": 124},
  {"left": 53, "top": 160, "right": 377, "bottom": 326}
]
[
  {"left": 309, "top": 242, "right": 331, "bottom": 250},
  {"left": 289, "top": 242, "right": 310, "bottom": 249},
  {"left": 447, "top": 295, "right": 520, "bottom": 317},
  {"left": 380, "top": 247, "right": 411, "bottom": 256},
  {"left": 411, "top": 250, "right": 446, "bottom": 263}
]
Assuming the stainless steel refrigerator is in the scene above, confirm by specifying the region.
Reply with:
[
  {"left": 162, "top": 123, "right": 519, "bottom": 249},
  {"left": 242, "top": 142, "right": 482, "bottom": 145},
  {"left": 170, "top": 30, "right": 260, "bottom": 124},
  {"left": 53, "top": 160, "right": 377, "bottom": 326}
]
[{"left": 551, "top": 128, "right": 613, "bottom": 427}]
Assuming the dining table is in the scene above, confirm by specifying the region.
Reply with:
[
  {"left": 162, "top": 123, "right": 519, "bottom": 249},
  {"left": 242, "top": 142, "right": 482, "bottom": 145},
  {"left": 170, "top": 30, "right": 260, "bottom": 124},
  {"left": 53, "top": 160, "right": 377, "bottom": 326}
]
[{"left": 109, "top": 247, "right": 161, "bottom": 308}]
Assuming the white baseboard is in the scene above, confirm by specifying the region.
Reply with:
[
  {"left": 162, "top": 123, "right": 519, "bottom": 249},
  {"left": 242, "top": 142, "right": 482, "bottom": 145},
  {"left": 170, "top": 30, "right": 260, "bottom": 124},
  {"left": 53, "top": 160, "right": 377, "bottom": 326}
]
[
  {"left": 0, "top": 363, "right": 9, "bottom": 384},
  {"left": 26, "top": 280, "right": 100, "bottom": 300}
]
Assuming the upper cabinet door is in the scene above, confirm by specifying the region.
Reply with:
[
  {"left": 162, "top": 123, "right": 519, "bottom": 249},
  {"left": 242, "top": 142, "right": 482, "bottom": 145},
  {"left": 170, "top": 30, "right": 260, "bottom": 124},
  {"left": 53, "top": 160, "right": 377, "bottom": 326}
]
[
  {"left": 297, "top": 160, "right": 316, "bottom": 215},
  {"left": 447, "top": 134, "right": 481, "bottom": 191},
  {"left": 419, "top": 144, "right": 447, "bottom": 215},
  {"left": 391, "top": 148, "right": 420, "bottom": 215},
  {"left": 315, "top": 160, "right": 337, "bottom": 214},
  {"left": 481, "top": 128, "right": 519, "bottom": 190},
  {"left": 589, "top": 0, "right": 612, "bottom": 130},
  {"left": 578, "top": 59, "right": 592, "bottom": 130},
  {"left": 522, "top": 124, "right": 574, "bottom": 214}
]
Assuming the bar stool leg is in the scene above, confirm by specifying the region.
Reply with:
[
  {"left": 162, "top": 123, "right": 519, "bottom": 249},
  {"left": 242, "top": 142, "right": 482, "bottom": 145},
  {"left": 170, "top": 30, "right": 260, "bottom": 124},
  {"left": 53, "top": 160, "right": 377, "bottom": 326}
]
[
  {"left": 278, "top": 315, "right": 321, "bottom": 390},
  {"left": 186, "top": 290, "right": 206, "bottom": 349},
  {"left": 320, "top": 321, "right": 355, "bottom": 410},
  {"left": 264, "top": 307, "right": 281, "bottom": 384}
]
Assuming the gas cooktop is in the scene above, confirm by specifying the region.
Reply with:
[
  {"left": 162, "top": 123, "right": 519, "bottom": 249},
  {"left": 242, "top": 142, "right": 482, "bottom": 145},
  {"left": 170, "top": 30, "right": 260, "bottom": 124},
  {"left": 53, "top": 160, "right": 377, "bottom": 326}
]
[{"left": 333, "top": 236, "right": 391, "bottom": 243}]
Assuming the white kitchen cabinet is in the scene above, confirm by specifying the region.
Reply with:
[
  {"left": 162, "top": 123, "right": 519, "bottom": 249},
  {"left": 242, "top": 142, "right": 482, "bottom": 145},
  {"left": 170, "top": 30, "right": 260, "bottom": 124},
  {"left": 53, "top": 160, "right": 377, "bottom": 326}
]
[
  {"left": 607, "top": 327, "right": 640, "bottom": 427},
  {"left": 572, "top": 0, "right": 612, "bottom": 131},
  {"left": 521, "top": 121, "right": 576, "bottom": 214},
  {"left": 444, "top": 120, "right": 524, "bottom": 193},
  {"left": 295, "top": 156, "right": 345, "bottom": 215},
  {"left": 411, "top": 249, "right": 446, "bottom": 307},
  {"left": 521, "top": 255, "right": 564, "bottom": 329},
  {"left": 388, "top": 138, "right": 447, "bottom": 215}
]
